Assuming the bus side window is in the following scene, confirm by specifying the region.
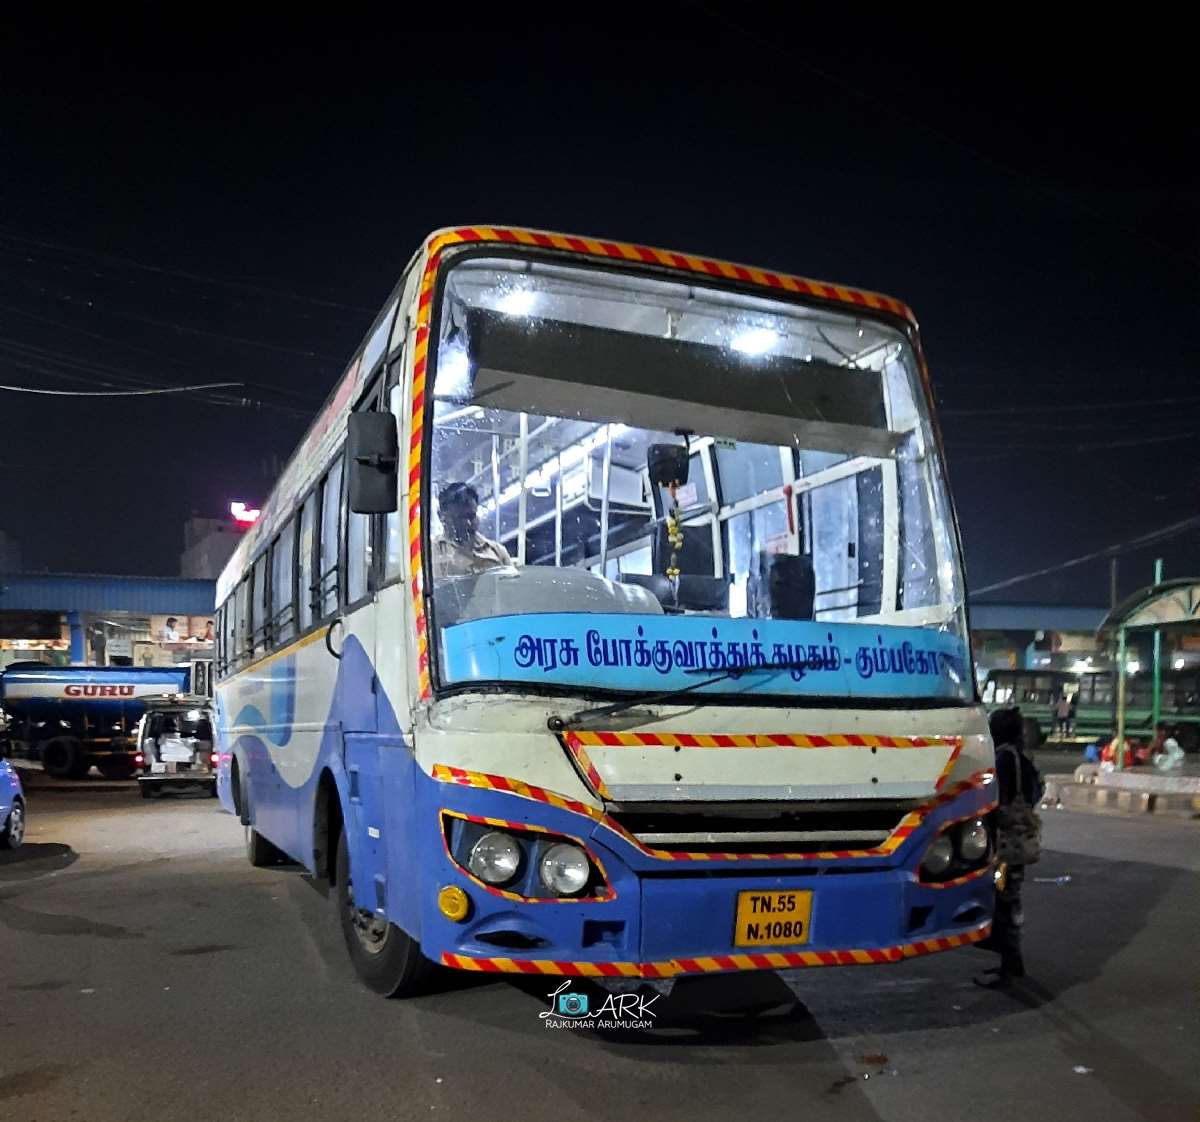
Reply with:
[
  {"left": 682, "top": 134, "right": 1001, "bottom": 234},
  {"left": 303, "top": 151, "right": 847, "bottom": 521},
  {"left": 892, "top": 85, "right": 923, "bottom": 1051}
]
[
  {"left": 318, "top": 456, "right": 344, "bottom": 618},
  {"left": 298, "top": 491, "right": 317, "bottom": 632},
  {"left": 233, "top": 577, "right": 249, "bottom": 668},
  {"left": 251, "top": 553, "right": 269, "bottom": 655},
  {"left": 347, "top": 504, "right": 371, "bottom": 605},
  {"left": 384, "top": 381, "right": 406, "bottom": 582},
  {"left": 982, "top": 679, "right": 995, "bottom": 703},
  {"left": 272, "top": 518, "right": 296, "bottom": 645}
]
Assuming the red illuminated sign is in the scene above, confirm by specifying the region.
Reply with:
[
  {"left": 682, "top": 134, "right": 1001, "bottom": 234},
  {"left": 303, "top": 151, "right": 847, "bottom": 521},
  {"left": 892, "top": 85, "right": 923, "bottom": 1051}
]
[{"left": 230, "top": 501, "right": 261, "bottom": 527}]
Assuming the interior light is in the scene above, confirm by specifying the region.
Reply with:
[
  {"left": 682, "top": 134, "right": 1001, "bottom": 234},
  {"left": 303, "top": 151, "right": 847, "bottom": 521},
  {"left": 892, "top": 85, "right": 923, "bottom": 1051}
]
[
  {"left": 435, "top": 345, "right": 472, "bottom": 398},
  {"left": 1126, "top": 660, "right": 1140, "bottom": 675},
  {"left": 497, "top": 288, "right": 537, "bottom": 316},
  {"left": 1174, "top": 658, "right": 1186, "bottom": 670},
  {"left": 1070, "top": 660, "right": 1091, "bottom": 675},
  {"left": 730, "top": 327, "right": 779, "bottom": 356}
]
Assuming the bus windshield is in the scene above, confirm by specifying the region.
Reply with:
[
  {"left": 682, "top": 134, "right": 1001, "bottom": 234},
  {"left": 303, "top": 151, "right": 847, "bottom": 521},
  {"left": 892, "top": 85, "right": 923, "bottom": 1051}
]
[{"left": 427, "top": 255, "right": 969, "bottom": 703}]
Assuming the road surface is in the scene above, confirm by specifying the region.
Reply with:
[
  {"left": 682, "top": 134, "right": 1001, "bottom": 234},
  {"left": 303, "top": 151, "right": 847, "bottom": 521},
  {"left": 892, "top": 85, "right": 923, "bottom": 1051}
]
[{"left": 1, "top": 771, "right": 1196, "bottom": 1121}]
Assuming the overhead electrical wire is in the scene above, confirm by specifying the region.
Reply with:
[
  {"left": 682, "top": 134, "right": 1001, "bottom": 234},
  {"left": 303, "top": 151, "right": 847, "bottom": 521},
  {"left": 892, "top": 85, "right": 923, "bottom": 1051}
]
[
  {"left": 972, "top": 514, "right": 1200, "bottom": 596},
  {"left": 0, "top": 381, "right": 242, "bottom": 397},
  {"left": 941, "top": 393, "right": 1200, "bottom": 418},
  {"left": 0, "top": 224, "right": 374, "bottom": 314}
]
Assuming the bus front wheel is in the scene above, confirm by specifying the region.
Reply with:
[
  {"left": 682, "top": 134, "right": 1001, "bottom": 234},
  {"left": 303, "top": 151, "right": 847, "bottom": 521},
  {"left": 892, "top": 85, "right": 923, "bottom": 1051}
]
[{"left": 334, "top": 828, "right": 433, "bottom": 997}]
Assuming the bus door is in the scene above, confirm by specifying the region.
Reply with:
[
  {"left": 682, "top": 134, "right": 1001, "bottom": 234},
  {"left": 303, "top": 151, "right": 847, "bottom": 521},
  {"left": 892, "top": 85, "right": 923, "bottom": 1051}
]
[{"left": 339, "top": 372, "right": 391, "bottom": 914}]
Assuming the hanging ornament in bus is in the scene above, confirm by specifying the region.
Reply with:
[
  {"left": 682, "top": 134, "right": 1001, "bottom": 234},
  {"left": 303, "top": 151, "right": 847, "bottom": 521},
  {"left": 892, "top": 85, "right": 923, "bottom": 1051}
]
[{"left": 647, "top": 440, "right": 691, "bottom": 584}]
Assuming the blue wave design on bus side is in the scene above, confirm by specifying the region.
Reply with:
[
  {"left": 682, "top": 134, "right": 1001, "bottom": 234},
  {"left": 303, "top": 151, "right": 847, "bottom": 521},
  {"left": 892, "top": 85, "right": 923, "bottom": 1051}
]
[{"left": 229, "top": 655, "right": 296, "bottom": 747}]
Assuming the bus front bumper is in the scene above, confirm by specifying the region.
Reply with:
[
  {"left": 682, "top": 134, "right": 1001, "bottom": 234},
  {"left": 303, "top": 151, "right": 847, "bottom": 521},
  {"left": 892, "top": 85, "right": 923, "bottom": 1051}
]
[{"left": 417, "top": 771, "right": 996, "bottom": 980}]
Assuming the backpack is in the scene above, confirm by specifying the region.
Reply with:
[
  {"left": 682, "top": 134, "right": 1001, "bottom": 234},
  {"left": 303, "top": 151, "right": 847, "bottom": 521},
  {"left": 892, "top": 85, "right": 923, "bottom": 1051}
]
[{"left": 995, "top": 743, "right": 1042, "bottom": 866}]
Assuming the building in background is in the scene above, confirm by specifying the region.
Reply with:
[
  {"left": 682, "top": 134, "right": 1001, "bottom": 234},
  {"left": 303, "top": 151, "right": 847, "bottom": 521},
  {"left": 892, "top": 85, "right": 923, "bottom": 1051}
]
[
  {"left": 0, "top": 530, "right": 22, "bottom": 574},
  {"left": 179, "top": 502, "right": 260, "bottom": 580},
  {"left": 0, "top": 573, "right": 214, "bottom": 669}
]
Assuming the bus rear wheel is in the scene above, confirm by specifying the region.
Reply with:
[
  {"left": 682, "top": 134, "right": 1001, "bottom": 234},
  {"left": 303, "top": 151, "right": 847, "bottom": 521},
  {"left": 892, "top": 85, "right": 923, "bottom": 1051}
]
[{"left": 334, "top": 828, "right": 433, "bottom": 997}]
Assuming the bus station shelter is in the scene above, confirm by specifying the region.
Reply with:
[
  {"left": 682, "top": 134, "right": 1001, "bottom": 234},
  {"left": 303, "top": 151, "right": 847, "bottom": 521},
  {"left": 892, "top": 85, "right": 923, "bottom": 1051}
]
[{"left": 1099, "top": 578, "right": 1200, "bottom": 768}]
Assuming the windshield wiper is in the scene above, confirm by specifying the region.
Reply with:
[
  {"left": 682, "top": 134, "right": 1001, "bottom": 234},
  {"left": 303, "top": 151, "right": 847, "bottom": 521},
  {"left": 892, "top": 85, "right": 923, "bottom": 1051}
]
[{"left": 546, "top": 662, "right": 809, "bottom": 732}]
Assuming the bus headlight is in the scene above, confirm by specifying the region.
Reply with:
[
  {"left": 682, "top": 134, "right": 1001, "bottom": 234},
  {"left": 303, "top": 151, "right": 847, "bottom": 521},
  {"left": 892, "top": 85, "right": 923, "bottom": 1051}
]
[
  {"left": 921, "top": 834, "right": 954, "bottom": 877},
  {"left": 539, "top": 843, "right": 590, "bottom": 896},
  {"left": 467, "top": 832, "right": 522, "bottom": 885},
  {"left": 957, "top": 818, "right": 989, "bottom": 862}
]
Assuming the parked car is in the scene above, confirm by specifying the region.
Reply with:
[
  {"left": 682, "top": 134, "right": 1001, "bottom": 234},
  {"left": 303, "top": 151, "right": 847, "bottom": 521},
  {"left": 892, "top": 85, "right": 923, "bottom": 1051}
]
[
  {"left": 135, "top": 696, "right": 217, "bottom": 798},
  {"left": 1, "top": 756, "right": 25, "bottom": 849}
]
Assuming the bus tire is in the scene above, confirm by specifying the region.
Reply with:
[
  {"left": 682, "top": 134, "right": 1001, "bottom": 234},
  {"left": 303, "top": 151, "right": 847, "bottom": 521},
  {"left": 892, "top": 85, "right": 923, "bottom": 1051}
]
[
  {"left": 334, "top": 828, "right": 433, "bottom": 997},
  {"left": 245, "top": 824, "right": 285, "bottom": 867},
  {"left": 41, "top": 737, "right": 82, "bottom": 779}
]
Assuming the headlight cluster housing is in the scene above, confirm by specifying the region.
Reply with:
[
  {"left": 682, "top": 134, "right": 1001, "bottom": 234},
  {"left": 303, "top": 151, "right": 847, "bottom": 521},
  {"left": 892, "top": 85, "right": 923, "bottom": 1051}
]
[
  {"left": 446, "top": 817, "right": 606, "bottom": 899},
  {"left": 919, "top": 816, "right": 993, "bottom": 883}
]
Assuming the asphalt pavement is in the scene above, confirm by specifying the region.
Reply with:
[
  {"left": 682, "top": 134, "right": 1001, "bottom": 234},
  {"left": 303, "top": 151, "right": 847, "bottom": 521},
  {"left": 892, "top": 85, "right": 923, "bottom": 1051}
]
[{"left": 2, "top": 769, "right": 1197, "bottom": 1122}]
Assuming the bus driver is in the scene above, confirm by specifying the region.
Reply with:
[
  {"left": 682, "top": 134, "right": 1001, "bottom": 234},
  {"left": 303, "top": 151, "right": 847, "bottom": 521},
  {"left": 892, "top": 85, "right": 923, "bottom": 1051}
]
[{"left": 432, "top": 482, "right": 514, "bottom": 577}]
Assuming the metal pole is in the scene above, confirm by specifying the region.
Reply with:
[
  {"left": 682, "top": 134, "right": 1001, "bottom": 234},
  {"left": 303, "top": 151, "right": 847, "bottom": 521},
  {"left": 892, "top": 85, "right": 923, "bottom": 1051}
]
[
  {"left": 1152, "top": 557, "right": 1164, "bottom": 731},
  {"left": 598, "top": 424, "right": 613, "bottom": 575},
  {"left": 554, "top": 453, "right": 563, "bottom": 567},
  {"left": 517, "top": 412, "right": 529, "bottom": 565},
  {"left": 490, "top": 435, "right": 502, "bottom": 543},
  {"left": 1110, "top": 557, "right": 1118, "bottom": 612},
  {"left": 1115, "top": 627, "right": 1127, "bottom": 771}
]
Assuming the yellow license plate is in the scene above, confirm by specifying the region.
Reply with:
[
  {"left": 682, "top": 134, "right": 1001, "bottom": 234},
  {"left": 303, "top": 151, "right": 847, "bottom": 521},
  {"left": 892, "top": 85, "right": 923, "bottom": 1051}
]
[{"left": 733, "top": 889, "right": 813, "bottom": 947}]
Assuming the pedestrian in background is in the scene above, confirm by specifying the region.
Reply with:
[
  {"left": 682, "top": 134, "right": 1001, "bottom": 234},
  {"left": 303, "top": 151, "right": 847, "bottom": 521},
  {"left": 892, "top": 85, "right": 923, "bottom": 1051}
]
[
  {"left": 1052, "top": 692, "right": 1071, "bottom": 739},
  {"left": 977, "top": 705, "right": 1044, "bottom": 989}
]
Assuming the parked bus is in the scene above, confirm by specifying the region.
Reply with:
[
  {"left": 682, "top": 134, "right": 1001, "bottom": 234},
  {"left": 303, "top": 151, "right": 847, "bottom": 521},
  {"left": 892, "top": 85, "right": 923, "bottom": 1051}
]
[
  {"left": 982, "top": 668, "right": 1200, "bottom": 748},
  {"left": 214, "top": 225, "right": 996, "bottom": 997}
]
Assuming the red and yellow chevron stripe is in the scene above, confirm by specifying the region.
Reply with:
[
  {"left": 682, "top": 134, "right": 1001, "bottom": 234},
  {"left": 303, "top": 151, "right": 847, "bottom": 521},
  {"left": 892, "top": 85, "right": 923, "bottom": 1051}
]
[
  {"left": 439, "top": 921, "right": 990, "bottom": 978},
  {"left": 406, "top": 225, "right": 917, "bottom": 698},
  {"left": 431, "top": 763, "right": 996, "bottom": 863},
  {"left": 439, "top": 810, "right": 616, "bottom": 903},
  {"left": 566, "top": 730, "right": 959, "bottom": 750}
]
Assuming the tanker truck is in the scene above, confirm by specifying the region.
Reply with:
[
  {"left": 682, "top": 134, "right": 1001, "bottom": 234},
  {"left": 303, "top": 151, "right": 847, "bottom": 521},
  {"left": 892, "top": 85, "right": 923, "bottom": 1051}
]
[{"left": 0, "top": 663, "right": 201, "bottom": 779}]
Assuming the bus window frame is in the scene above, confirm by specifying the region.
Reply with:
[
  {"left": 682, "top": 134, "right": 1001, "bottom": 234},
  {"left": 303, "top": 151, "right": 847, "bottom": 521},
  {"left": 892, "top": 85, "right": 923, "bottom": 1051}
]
[
  {"left": 344, "top": 373, "right": 386, "bottom": 614},
  {"left": 315, "top": 456, "right": 345, "bottom": 623},
  {"left": 417, "top": 243, "right": 960, "bottom": 703}
]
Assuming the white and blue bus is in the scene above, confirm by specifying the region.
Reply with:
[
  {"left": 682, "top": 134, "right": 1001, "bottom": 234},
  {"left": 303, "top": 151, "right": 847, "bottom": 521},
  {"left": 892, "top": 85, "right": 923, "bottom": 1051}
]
[{"left": 214, "top": 225, "right": 996, "bottom": 997}]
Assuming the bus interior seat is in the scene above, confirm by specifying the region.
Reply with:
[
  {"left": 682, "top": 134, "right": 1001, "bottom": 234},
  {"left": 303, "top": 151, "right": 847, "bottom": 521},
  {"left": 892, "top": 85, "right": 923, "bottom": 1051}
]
[
  {"left": 621, "top": 572, "right": 730, "bottom": 614},
  {"left": 747, "top": 551, "right": 815, "bottom": 620},
  {"left": 617, "top": 521, "right": 729, "bottom": 613}
]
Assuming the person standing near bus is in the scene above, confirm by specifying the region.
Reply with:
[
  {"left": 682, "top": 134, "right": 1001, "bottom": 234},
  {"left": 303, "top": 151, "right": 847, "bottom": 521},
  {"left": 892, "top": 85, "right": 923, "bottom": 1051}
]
[{"left": 977, "top": 705, "right": 1044, "bottom": 989}]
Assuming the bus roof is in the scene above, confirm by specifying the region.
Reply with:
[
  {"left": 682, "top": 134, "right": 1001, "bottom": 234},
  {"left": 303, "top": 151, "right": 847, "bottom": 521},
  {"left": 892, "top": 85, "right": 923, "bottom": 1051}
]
[{"left": 218, "top": 225, "right": 920, "bottom": 603}]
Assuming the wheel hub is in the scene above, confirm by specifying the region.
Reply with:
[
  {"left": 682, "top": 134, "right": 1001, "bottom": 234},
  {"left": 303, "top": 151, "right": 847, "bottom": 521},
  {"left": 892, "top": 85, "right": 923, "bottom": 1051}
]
[{"left": 345, "top": 878, "right": 389, "bottom": 955}]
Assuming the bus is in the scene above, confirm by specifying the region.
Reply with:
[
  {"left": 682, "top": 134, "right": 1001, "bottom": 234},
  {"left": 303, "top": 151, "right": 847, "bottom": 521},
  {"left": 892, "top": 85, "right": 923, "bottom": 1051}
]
[
  {"left": 214, "top": 225, "right": 996, "bottom": 997},
  {"left": 982, "top": 668, "right": 1200, "bottom": 748}
]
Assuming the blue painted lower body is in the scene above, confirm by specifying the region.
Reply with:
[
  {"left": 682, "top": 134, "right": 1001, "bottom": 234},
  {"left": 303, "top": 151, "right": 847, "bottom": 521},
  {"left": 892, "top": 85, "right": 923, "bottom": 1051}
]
[
  {"left": 214, "top": 637, "right": 992, "bottom": 976},
  {"left": 413, "top": 767, "right": 993, "bottom": 970}
]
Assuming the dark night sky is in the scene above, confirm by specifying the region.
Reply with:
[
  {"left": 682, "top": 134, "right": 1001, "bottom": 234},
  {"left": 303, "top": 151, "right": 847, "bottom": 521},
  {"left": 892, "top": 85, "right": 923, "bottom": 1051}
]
[{"left": 1, "top": 9, "right": 1196, "bottom": 603}]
